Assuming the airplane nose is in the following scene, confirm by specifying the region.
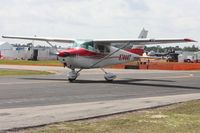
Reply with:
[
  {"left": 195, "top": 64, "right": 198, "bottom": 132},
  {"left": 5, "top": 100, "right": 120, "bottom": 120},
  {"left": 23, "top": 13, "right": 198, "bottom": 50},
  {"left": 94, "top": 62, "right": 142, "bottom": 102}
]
[
  {"left": 58, "top": 52, "right": 70, "bottom": 57},
  {"left": 58, "top": 48, "right": 79, "bottom": 57}
]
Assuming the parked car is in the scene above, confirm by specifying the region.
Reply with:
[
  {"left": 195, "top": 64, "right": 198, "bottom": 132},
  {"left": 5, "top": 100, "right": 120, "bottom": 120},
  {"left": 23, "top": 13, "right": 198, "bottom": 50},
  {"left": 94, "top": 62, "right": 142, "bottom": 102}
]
[{"left": 184, "top": 59, "right": 193, "bottom": 63}]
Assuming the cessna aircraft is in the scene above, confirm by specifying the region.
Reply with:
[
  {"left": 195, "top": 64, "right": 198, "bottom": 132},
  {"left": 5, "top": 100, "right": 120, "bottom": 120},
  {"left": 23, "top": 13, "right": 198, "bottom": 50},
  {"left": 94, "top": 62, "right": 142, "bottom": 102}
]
[{"left": 2, "top": 29, "right": 196, "bottom": 82}]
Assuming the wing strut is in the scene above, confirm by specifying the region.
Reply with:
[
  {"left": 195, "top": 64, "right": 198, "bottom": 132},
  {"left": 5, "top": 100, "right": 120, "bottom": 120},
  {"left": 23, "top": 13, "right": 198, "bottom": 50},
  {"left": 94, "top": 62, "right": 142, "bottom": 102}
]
[
  {"left": 89, "top": 42, "right": 131, "bottom": 68},
  {"left": 46, "top": 41, "right": 59, "bottom": 53}
]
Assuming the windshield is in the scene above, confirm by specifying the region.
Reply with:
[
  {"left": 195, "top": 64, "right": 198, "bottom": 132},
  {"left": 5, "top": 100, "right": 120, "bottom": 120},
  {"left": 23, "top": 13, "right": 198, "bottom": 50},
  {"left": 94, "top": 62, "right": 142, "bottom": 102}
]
[{"left": 73, "top": 40, "right": 95, "bottom": 51}]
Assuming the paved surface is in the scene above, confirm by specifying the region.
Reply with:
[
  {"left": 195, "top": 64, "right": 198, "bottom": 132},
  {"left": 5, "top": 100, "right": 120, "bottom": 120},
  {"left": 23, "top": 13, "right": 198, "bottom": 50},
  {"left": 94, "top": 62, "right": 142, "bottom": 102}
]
[
  {"left": 0, "top": 65, "right": 200, "bottom": 109},
  {"left": 0, "top": 65, "right": 200, "bottom": 131},
  {"left": 1, "top": 93, "right": 200, "bottom": 131}
]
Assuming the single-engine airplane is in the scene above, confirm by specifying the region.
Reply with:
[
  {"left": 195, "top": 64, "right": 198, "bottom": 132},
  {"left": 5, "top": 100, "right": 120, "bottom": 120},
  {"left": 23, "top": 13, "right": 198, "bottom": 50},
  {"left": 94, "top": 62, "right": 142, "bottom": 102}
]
[{"left": 2, "top": 29, "right": 196, "bottom": 82}]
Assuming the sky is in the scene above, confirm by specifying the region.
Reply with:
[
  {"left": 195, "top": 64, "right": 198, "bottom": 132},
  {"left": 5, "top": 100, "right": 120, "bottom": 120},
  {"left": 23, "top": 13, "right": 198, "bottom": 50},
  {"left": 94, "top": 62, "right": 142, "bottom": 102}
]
[{"left": 0, "top": 0, "right": 199, "bottom": 47}]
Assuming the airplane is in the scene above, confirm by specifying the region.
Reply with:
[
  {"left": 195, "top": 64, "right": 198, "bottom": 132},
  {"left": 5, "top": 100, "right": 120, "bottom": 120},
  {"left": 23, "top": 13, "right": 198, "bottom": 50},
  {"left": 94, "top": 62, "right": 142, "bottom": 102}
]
[{"left": 2, "top": 29, "right": 196, "bottom": 82}]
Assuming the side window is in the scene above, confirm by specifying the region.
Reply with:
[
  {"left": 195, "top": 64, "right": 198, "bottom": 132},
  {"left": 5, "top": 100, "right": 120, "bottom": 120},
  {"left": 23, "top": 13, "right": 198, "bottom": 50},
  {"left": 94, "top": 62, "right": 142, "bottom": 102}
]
[
  {"left": 105, "top": 46, "right": 110, "bottom": 53},
  {"left": 96, "top": 45, "right": 105, "bottom": 53},
  {"left": 95, "top": 45, "right": 110, "bottom": 53}
]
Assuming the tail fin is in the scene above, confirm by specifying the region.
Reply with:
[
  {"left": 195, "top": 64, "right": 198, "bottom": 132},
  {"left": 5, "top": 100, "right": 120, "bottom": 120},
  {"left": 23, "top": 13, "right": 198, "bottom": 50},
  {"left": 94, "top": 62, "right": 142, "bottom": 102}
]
[
  {"left": 129, "top": 28, "right": 148, "bottom": 56},
  {"left": 138, "top": 28, "right": 148, "bottom": 39}
]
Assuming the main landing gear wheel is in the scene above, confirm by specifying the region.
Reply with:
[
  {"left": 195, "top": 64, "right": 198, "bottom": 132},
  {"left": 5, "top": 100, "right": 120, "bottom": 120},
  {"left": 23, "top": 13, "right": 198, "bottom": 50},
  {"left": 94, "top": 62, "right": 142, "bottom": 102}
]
[
  {"left": 104, "top": 73, "right": 117, "bottom": 82},
  {"left": 101, "top": 68, "right": 117, "bottom": 82},
  {"left": 68, "top": 78, "right": 76, "bottom": 82}
]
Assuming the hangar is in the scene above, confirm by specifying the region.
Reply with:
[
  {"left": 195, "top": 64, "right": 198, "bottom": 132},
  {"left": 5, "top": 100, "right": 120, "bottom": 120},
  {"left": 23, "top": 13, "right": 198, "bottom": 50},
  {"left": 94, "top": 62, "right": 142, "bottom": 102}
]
[{"left": 0, "top": 42, "right": 57, "bottom": 60}]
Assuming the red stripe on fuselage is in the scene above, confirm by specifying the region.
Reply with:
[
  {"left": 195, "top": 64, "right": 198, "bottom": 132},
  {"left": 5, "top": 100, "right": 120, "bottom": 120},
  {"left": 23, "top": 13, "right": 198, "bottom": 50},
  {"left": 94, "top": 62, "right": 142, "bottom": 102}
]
[
  {"left": 126, "top": 48, "right": 144, "bottom": 56},
  {"left": 58, "top": 48, "right": 106, "bottom": 57}
]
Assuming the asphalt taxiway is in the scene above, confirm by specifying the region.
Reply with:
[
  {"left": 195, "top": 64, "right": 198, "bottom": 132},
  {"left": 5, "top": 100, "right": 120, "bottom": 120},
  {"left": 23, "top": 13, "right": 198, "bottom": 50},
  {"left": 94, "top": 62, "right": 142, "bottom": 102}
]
[
  {"left": 0, "top": 65, "right": 200, "bottom": 130},
  {"left": 0, "top": 66, "right": 200, "bottom": 109}
]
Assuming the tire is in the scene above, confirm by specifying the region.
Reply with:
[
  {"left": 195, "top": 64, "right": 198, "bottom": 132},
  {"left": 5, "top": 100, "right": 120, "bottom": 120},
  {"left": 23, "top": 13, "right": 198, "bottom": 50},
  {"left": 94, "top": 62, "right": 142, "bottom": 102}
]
[
  {"left": 68, "top": 78, "right": 75, "bottom": 82},
  {"left": 104, "top": 77, "right": 113, "bottom": 82}
]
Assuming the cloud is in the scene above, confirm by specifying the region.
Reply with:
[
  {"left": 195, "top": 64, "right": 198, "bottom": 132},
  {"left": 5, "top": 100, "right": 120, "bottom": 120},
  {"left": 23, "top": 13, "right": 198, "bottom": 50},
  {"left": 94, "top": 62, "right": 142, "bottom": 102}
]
[{"left": 0, "top": 0, "right": 199, "bottom": 46}]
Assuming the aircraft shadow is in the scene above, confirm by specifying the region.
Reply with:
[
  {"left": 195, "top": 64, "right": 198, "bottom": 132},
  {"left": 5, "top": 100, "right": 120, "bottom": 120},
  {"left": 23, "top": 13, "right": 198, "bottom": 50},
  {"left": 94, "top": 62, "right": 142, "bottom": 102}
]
[
  {"left": 21, "top": 77, "right": 174, "bottom": 82},
  {"left": 75, "top": 79, "right": 200, "bottom": 90},
  {"left": 21, "top": 77, "right": 200, "bottom": 90}
]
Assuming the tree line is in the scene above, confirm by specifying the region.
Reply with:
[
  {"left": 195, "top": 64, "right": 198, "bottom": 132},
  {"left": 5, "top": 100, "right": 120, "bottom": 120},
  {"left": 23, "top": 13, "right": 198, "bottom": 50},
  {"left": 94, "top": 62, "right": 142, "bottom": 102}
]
[{"left": 145, "top": 45, "right": 199, "bottom": 53}]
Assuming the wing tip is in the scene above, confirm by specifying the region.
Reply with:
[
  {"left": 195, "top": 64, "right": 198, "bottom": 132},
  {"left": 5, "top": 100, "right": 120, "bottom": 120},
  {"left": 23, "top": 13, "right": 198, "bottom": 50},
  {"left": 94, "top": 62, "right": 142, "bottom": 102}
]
[
  {"left": 2, "top": 35, "right": 12, "bottom": 39},
  {"left": 184, "top": 38, "right": 197, "bottom": 42}
]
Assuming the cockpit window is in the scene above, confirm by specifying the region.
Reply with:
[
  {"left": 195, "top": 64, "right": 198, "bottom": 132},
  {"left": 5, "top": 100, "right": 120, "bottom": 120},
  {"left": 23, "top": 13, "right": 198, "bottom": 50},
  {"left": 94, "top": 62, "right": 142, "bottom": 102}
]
[
  {"left": 81, "top": 41, "right": 94, "bottom": 51},
  {"left": 73, "top": 40, "right": 94, "bottom": 51},
  {"left": 73, "top": 40, "right": 110, "bottom": 53}
]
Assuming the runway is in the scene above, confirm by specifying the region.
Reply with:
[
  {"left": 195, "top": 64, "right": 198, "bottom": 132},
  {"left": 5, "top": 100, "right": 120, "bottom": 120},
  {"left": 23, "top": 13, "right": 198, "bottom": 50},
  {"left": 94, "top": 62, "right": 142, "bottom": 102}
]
[{"left": 0, "top": 66, "right": 200, "bottom": 109}]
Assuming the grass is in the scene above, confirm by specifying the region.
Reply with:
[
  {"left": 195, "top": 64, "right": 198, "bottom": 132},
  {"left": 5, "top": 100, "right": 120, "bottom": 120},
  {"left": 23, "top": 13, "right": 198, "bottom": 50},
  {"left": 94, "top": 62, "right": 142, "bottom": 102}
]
[
  {"left": 0, "top": 60, "right": 62, "bottom": 66},
  {"left": 0, "top": 69, "right": 52, "bottom": 76},
  {"left": 22, "top": 100, "right": 200, "bottom": 133}
]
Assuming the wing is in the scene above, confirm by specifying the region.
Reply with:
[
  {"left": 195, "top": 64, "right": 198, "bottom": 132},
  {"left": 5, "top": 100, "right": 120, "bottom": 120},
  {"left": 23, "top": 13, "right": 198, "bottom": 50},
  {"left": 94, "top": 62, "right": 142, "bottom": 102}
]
[
  {"left": 2, "top": 35, "right": 75, "bottom": 43},
  {"left": 2, "top": 35, "right": 196, "bottom": 44},
  {"left": 94, "top": 38, "right": 197, "bottom": 45}
]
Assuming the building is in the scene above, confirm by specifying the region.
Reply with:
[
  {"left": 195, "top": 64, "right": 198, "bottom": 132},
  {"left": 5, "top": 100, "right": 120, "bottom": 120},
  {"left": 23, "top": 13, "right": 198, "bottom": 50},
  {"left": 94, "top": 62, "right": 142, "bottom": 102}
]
[{"left": 0, "top": 42, "right": 58, "bottom": 60}]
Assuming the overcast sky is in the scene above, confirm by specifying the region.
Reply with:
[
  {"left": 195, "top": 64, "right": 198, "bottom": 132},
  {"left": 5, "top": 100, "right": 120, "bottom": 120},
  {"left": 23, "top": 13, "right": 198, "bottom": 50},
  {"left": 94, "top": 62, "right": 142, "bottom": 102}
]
[{"left": 0, "top": 0, "right": 199, "bottom": 46}]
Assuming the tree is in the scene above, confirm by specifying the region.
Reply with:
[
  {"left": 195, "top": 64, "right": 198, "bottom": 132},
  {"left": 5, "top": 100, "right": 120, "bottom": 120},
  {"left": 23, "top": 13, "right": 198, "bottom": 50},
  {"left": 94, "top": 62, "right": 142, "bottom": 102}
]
[{"left": 145, "top": 45, "right": 199, "bottom": 53}]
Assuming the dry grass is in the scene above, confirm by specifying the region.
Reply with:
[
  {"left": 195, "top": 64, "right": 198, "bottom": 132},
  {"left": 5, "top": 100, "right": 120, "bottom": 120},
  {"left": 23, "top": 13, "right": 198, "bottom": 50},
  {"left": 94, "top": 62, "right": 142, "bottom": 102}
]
[
  {"left": 17, "top": 100, "right": 200, "bottom": 133},
  {"left": 0, "top": 60, "right": 62, "bottom": 66},
  {"left": 0, "top": 69, "right": 52, "bottom": 76}
]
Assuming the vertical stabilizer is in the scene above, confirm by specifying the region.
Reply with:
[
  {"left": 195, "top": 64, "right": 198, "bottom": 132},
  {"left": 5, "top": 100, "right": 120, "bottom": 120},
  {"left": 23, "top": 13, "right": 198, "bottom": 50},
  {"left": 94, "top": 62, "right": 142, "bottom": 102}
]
[
  {"left": 138, "top": 28, "right": 148, "bottom": 39},
  {"left": 128, "top": 28, "right": 148, "bottom": 55}
]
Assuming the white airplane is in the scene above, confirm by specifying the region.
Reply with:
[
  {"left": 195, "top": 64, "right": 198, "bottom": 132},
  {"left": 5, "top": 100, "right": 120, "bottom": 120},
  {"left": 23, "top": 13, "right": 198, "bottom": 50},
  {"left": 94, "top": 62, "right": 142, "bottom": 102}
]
[{"left": 2, "top": 29, "right": 196, "bottom": 82}]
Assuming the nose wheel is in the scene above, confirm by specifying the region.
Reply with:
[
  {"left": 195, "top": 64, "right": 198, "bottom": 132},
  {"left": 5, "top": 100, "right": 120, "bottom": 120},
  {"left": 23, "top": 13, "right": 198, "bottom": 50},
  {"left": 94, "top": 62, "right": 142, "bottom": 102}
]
[{"left": 67, "top": 69, "right": 82, "bottom": 82}]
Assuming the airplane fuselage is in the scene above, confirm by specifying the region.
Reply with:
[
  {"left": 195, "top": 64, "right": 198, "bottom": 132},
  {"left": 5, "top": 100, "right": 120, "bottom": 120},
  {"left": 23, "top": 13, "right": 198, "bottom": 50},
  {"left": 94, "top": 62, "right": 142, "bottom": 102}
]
[{"left": 58, "top": 46, "right": 141, "bottom": 69}]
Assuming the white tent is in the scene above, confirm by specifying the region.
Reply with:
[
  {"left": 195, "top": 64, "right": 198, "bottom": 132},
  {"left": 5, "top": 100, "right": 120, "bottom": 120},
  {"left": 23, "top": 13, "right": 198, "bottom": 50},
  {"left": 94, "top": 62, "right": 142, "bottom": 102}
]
[{"left": 0, "top": 42, "right": 13, "bottom": 50}]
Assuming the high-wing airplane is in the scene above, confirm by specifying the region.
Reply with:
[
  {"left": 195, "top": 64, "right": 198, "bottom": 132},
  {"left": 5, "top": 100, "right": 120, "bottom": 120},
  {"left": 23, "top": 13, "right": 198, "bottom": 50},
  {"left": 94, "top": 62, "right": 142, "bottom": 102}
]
[{"left": 2, "top": 29, "right": 196, "bottom": 82}]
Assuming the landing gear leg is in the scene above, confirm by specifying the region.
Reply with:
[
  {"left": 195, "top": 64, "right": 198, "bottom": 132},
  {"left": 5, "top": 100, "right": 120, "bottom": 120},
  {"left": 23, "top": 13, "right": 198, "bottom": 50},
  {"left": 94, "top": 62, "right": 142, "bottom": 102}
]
[
  {"left": 67, "top": 69, "right": 82, "bottom": 82},
  {"left": 101, "top": 68, "right": 117, "bottom": 82}
]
